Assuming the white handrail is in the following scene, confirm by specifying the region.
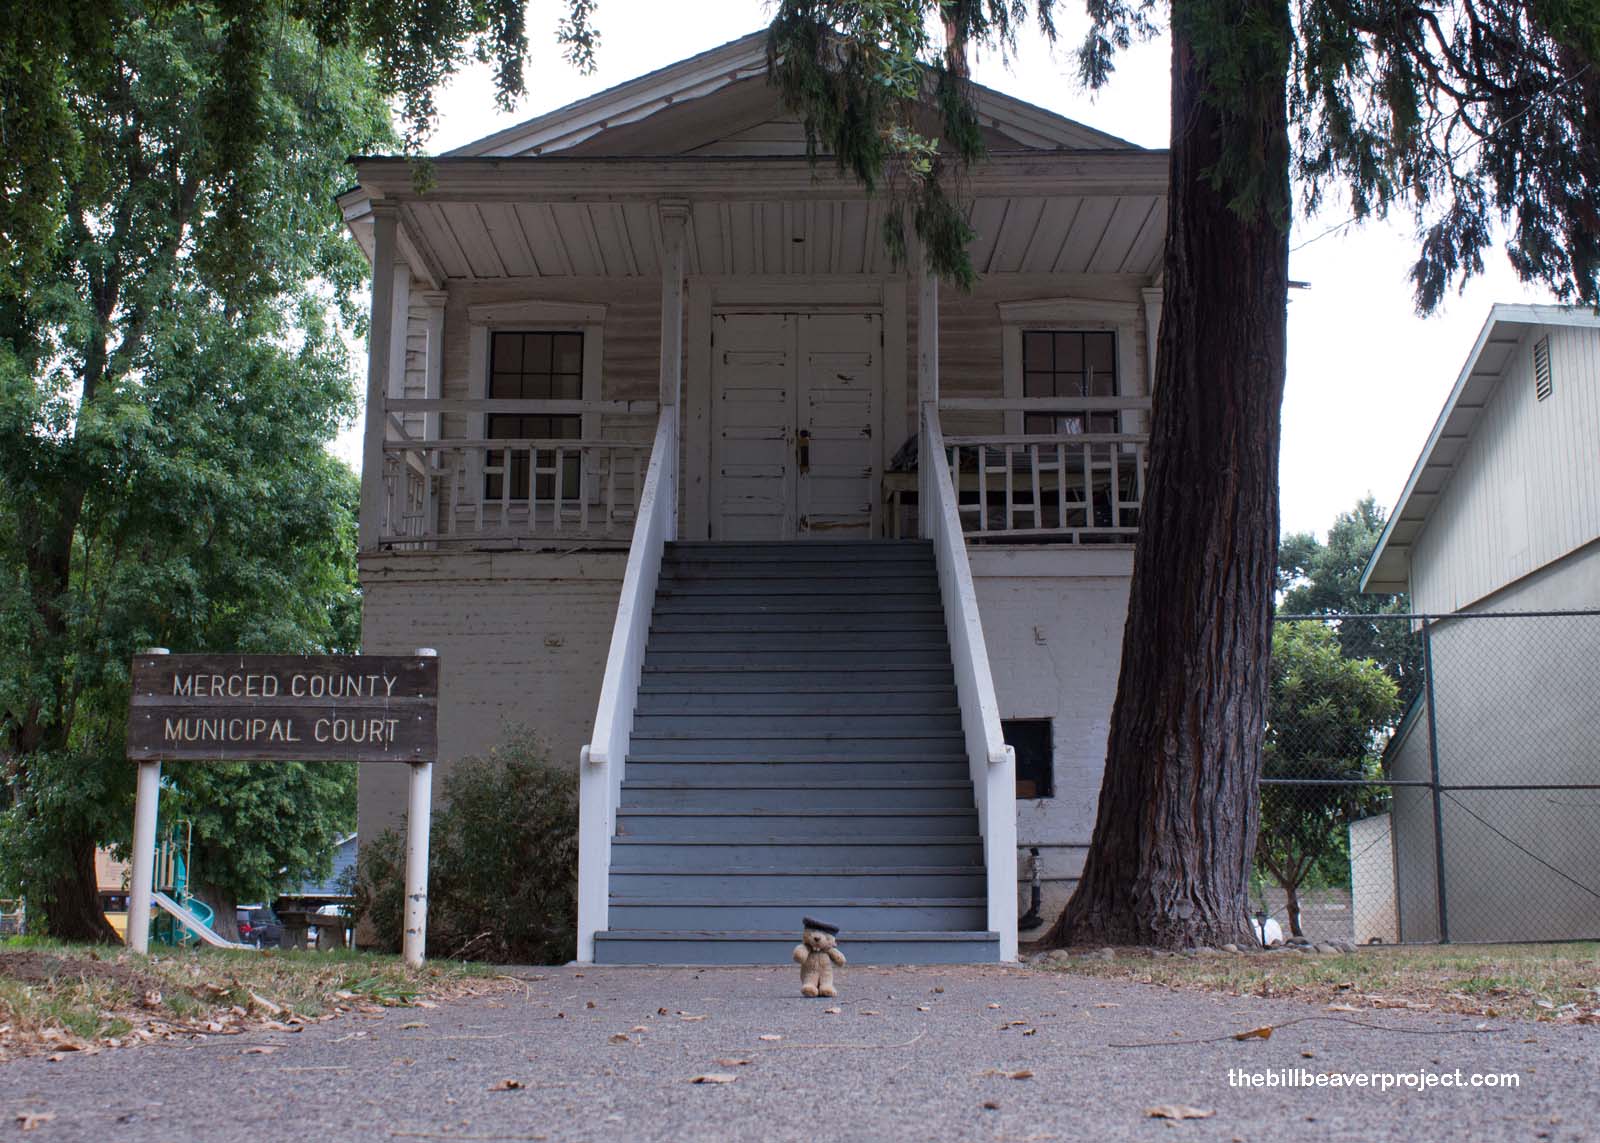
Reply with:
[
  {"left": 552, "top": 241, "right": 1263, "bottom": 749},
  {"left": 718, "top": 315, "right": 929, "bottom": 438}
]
[
  {"left": 921, "top": 403, "right": 1019, "bottom": 961},
  {"left": 576, "top": 407, "right": 677, "bottom": 962}
]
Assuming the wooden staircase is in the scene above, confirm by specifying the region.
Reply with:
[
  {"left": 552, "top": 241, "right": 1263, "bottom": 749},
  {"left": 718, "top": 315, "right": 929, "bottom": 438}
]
[{"left": 591, "top": 539, "right": 1001, "bottom": 965}]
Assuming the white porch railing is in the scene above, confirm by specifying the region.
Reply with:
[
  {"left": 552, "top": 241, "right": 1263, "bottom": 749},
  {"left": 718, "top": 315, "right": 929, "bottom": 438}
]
[
  {"left": 921, "top": 405, "right": 1019, "bottom": 961},
  {"left": 936, "top": 396, "right": 1151, "bottom": 544},
  {"left": 380, "top": 438, "right": 652, "bottom": 546},
  {"left": 576, "top": 407, "right": 677, "bottom": 962}
]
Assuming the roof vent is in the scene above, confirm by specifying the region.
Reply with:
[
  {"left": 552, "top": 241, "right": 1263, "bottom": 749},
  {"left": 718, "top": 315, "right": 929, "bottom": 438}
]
[{"left": 1534, "top": 336, "right": 1553, "bottom": 402}]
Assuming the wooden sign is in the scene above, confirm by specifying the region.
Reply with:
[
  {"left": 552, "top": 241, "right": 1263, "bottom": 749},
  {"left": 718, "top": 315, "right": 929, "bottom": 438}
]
[{"left": 127, "top": 654, "right": 438, "bottom": 764}]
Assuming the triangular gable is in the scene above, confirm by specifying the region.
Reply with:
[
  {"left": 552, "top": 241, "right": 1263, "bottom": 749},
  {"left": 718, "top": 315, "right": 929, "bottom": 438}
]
[{"left": 449, "top": 29, "right": 1141, "bottom": 159}]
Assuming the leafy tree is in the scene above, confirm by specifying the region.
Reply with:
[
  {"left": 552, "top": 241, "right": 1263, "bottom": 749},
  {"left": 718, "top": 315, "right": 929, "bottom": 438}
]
[
  {"left": 1279, "top": 496, "right": 1421, "bottom": 709},
  {"left": 0, "top": 8, "right": 388, "bottom": 940},
  {"left": 771, "top": 0, "right": 1596, "bottom": 947},
  {"left": 1258, "top": 622, "right": 1399, "bottom": 935}
]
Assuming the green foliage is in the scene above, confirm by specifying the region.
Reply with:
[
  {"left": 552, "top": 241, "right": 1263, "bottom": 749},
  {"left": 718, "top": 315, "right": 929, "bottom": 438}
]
[
  {"left": 0, "top": 0, "right": 600, "bottom": 302},
  {"left": 355, "top": 730, "right": 579, "bottom": 965},
  {"left": 768, "top": 1, "right": 1056, "bottom": 286},
  {"left": 1278, "top": 496, "right": 1421, "bottom": 707},
  {"left": 1258, "top": 622, "right": 1400, "bottom": 918},
  {"left": 0, "top": 5, "right": 385, "bottom": 934}
]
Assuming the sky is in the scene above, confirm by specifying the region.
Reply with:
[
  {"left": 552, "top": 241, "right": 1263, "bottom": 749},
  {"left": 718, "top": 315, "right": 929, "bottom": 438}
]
[{"left": 334, "top": 0, "right": 1557, "bottom": 540}]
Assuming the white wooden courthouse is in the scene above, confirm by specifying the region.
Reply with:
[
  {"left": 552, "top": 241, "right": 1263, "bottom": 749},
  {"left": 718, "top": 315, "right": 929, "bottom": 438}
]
[{"left": 342, "top": 32, "right": 1168, "bottom": 964}]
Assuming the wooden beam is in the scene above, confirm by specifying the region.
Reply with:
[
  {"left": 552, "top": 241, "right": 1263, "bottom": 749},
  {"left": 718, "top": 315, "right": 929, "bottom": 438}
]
[{"left": 359, "top": 206, "right": 398, "bottom": 551}]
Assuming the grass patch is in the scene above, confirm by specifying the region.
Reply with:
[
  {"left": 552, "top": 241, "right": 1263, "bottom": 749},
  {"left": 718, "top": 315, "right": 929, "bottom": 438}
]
[
  {"left": 1039, "top": 942, "right": 1600, "bottom": 1023},
  {"left": 0, "top": 938, "right": 508, "bottom": 1062}
]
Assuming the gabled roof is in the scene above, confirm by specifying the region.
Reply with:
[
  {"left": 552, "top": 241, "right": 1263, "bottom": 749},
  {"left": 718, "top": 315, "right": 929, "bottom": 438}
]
[
  {"left": 1360, "top": 304, "right": 1600, "bottom": 594},
  {"left": 448, "top": 30, "right": 1142, "bottom": 159}
]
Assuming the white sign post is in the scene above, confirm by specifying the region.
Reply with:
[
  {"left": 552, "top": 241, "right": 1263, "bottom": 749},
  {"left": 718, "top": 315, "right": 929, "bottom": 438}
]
[{"left": 126, "top": 649, "right": 168, "bottom": 956}]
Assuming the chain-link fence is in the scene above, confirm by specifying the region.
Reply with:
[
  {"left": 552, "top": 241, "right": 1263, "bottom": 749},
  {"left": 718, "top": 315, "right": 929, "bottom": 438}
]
[{"left": 1257, "top": 610, "right": 1600, "bottom": 946}]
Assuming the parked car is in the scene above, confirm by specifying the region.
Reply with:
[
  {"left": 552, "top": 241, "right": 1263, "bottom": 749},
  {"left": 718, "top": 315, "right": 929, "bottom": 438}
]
[{"left": 236, "top": 905, "right": 284, "bottom": 948}]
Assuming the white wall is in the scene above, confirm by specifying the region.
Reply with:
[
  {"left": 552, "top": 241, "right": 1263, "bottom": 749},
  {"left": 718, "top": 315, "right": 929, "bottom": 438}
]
[
  {"left": 972, "top": 547, "right": 1133, "bottom": 920},
  {"left": 1412, "top": 322, "right": 1600, "bottom": 613},
  {"left": 356, "top": 550, "right": 626, "bottom": 841}
]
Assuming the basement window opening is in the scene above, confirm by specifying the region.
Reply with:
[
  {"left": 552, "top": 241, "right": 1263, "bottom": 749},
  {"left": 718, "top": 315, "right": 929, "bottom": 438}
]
[{"left": 1004, "top": 718, "right": 1054, "bottom": 799}]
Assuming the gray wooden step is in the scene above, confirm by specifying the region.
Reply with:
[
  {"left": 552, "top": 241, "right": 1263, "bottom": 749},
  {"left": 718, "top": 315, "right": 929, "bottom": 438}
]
[
  {"left": 640, "top": 666, "right": 955, "bottom": 689},
  {"left": 630, "top": 713, "right": 962, "bottom": 737},
  {"left": 667, "top": 540, "right": 932, "bottom": 561},
  {"left": 653, "top": 597, "right": 941, "bottom": 616},
  {"left": 623, "top": 760, "right": 972, "bottom": 782},
  {"left": 652, "top": 611, "right": 944, "bottom": 632},
  {"left": 627, "top": 737, "right": 962, "bottom": 759},
  {"left": 609, "top": 838, "right": 984, "bottom": 869},
  {"left": 621, "top": 781, "right": 973, "bottom": 810},
  {"left": 635, "top": 690, "right": 957, "bottom": 715},
  {"left": 616, "top": 807, "right": 978, "bottom": 840},
  {"left": 592, "top": 930, "right": 1001, "bottom": 965},
  {"left": 644, "top": 649, "right": 952, "bottom": 668},
  {"left": 656, "top": 579, "right": 936, "bottom": 597},
  {"left": 663, "top": 562, "right": 935, "bottom": 580},
  {"left": 607, "top": 900, "right": 988, "bottom": 930},
  {"left": 608, "top": 868, "right": 987, "bottom": 899},
  {"left": 646, "top": 629, "right": 948, "bottom": 651}
]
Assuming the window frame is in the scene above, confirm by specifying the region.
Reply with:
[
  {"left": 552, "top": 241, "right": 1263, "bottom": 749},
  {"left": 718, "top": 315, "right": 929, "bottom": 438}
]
[
  {"left": 464, "top": 300, "right": 606, "bottom": 498},
  {"left": 997, "top": 298, "right": 1145, "bottom": 438}
]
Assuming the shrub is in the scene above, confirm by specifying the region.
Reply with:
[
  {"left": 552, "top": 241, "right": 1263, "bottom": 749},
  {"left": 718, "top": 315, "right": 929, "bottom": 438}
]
[{"left": 354, "top": 728, "right": 578, "bottom": 964}]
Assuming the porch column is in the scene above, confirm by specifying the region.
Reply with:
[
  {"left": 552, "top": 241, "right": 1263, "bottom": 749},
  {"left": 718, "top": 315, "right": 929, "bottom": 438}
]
[
  {"left": 916, "top": 245, "right": 939, "bottom": 538},
  {"left": 658, "top": 201, "right": 689, "bottom": 410},
  {"left": 419, "top": 290, "right": 448, "bottom": 441},
  {"left": 358, "top": 203, "right": 399, "bottom": 552},
  {"left": 1140, "top": 285, "right": 1163, "bottom": 393}
]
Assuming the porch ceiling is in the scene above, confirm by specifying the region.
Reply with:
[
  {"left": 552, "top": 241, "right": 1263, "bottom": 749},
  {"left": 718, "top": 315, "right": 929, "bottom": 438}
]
[{"left": 341, "top": 153, "right": 1168, "bottom": 283}]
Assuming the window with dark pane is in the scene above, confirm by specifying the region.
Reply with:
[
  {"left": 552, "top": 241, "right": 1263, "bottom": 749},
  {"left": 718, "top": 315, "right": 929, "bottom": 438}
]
[
  {"left": 485, "top": 331, "right": 583, "bottom": 500},
  {"left": 1021, "top": 330, "right": 1118, "bottom": 436},
  {"left": 1004, "top": 718, "right": 1053, "bottom": 799}
]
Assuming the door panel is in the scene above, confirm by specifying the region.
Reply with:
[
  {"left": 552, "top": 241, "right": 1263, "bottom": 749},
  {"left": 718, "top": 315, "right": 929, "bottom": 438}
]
[
  {"left": 711, "top": 311, "right": 881, "bottom": 539},
  {"left": 798, "top": 314, "right": 880, "bottom": 537},
  {"left": 713, "top": 316, "right": 795, "bottom": 540}
]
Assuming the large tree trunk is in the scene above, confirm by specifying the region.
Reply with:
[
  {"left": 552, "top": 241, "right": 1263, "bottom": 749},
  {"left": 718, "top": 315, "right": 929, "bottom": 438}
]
[
  {"left": 1047, "top": 0, "right": 1291, "bottom": 949},
  {"left": 1283, "top": 882, "right": 1303, "bottom": 938},
  {"left": 48, "top": 835, "right": 120, "bottom": 944}
]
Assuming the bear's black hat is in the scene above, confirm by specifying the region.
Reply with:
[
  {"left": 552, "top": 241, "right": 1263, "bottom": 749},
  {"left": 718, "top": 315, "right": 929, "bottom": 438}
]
[{"left": 802, "top": 916, "right": 840, "bottom": 935}]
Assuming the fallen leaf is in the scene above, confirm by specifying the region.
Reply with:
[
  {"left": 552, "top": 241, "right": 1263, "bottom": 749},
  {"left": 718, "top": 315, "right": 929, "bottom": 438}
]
[
  {"left": 413, "top": 1000, "right": 439, "bottom": 1010},
  {"left": 916, "top": 1006, "right": 930, "bottom": 1012},
  {"left": 400, "top": 1021, "right": 427, "bottom": 1030},
  {"left": 240, "top": 1046, "right": 280, "bottom": 1055},
  {"left": 860, "top": 1010, "right": 881, "bottom": 1016},
  {"left": 586, "top": 1001, "right": 597, "bottom": 1009},
  {"left": 1301, "top": 1050, "right": 1316, "bottom": 1059},
  {"left": 689, "top": 1074, "right": 738, "bottom": 1085},
  {"left": 1094, "top": 1003, "right": 1120, "bottom": 1009},
  {"left": 248, "top": 991, "right": 283, "bottom": 1016},
  {"left": 933, "top": 987, "right": 945, "bottom": 994},
  {"left": 658, "top": 1007, "right": 670, "bottom": 1015},
  {"left": 758, "top": 1034, "right": 782, "bottom": 1042},
  {"left": 980, "top": 1100, "right": 1000, "bottom": 1111},
  {"left": 987, "top": 1003, "right": 1002, "bottom": 1010},
  {"left": 679, "top": 1013, "right": 708, "bottom": 1022},
  {"left": 1326, "top": 1003, "right": 1359, "bottom": 1013},
  {"left": 141, "top": 990, "right": 163, "bottom": 1008},
  {"left": 16, "top": 1112, "right": 55, "bottom": 1131},
  {"left": 1008, "top": 1069, "right": 1034, "bottom": 1080},
  {"left": 1022, "top": 1028, "right": 1038, "bottom": 1036},
  {"left": 1145, "top": 1105, "right": 1215, "bottom": 1120},
  {"left": 608, "top": 1034, "right": 631, "bottom": 1045},
  {"left": 713, "top": 1058, "right": 751, "bottom": 1067},
  {"left": 631, "top": 1025, "right": 650, "bottom": 1033},
  {"left": 822, "top": 1007, "right": 842, "bottom": 1015},
  {"left": 1233, "top": 1026, "right": 1273, "bottom": 1041},
  {"left": 488, "top": 1079, "right": 524, "bottom": 1092}
]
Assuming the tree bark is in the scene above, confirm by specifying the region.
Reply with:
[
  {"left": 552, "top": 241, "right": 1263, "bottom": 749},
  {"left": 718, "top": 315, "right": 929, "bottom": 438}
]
[
  {"left": 1284, "top": 882, "right": 1303, "bottom": 938},
  {"left": 1047, "top": 0, "right": 1291, "bottom": 949},
  {"left": 191, "top": 883, "right": 241, "bottom": 943},
  {"left": 47, "top": 835, "right": 121, "bottom": 945}
]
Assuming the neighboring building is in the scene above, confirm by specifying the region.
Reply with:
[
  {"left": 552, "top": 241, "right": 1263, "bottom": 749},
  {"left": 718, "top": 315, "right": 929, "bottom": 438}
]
[
  {"left": 342, "top": 32, "right": 1170, "bottom": 962},
  {"left": 297, "top": 832, "right": 358, "bottom": 897},
  {"left": 1363, "top": 304, "right": 1600, "bottom": 943}
]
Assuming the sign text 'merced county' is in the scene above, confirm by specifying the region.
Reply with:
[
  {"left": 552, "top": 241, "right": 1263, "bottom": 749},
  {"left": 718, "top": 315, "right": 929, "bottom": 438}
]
[
  {"left": 126, "top": 653, "right": 438, "bottom": 764},
  {"left": 171, "top": 669, "right": 401, "bottom": 700}
]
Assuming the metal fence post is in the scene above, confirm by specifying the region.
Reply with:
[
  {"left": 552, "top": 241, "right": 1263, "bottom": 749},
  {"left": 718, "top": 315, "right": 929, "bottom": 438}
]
[{"left": 1420, "top": 618, "right": 1451, "bottom": 944}]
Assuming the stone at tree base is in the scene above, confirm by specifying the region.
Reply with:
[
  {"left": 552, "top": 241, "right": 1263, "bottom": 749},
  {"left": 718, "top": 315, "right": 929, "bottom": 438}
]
[{"left": 1222, "top": 944, "right": 1240, "bottom": 953}]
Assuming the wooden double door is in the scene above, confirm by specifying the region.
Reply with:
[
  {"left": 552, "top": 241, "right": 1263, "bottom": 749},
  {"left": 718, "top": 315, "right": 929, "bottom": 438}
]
[{"left": 710, "top": 311, "right": 882, "bottom": 540}]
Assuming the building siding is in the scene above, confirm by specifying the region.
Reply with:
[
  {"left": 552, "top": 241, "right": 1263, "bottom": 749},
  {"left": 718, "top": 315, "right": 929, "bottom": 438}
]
[{"left": 1411, "top": 322, "right": 1600, "bottom": 613}]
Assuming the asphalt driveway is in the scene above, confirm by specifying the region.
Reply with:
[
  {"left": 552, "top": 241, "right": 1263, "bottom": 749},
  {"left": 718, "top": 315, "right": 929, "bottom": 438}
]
[{"left": 4, "top": 963, "right": 1596, "bottom": 1141}]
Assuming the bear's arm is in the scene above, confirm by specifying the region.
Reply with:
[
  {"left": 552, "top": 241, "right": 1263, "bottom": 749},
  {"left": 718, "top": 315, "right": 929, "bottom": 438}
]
[
  {"left": 827, "top": 947, "right": 847, "bottom": 965},
  {"left": 792, "top": 945, "right": 809, "bottom": 964}
]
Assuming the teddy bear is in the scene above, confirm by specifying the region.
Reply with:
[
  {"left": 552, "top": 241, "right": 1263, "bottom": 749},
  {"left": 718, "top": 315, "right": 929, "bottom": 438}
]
[{"left": 792, "top": 916, "right": 846, "bottom": 998}]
